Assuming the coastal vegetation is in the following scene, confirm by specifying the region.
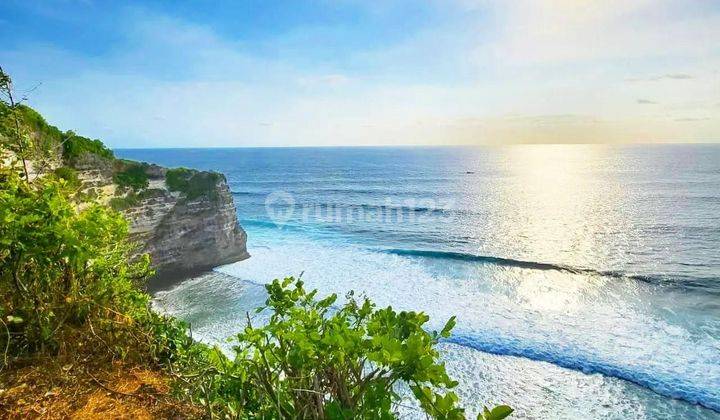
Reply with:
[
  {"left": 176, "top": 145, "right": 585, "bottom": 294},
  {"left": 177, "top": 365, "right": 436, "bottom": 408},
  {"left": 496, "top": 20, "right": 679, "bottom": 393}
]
[
  {"left": 114, "top": 160, "right": 151, "bottom": 191},
  {"left": 109, "top": 188, "right": 166, "bottom": 211},
  {"left": 52, "top": 166, "right": 81, "bottom": 190},
  {"left": 0, "top": 69, "right": 512, "bottom": 418},
  {"left": 0, "top": 165, "right": 511, "bottom": 418},
  {"left": 62, "top": 131, "right": 115, "bottom": 162},
  {"left": 166, "top": 167, "right": 224, "bottom": 201}
]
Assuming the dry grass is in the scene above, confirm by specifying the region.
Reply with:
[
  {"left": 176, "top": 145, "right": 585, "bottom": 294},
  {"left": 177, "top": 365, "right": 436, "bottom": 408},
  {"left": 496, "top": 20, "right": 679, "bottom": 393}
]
[{"left": 0, "top": 355, "right": 203, "bottom": 419}]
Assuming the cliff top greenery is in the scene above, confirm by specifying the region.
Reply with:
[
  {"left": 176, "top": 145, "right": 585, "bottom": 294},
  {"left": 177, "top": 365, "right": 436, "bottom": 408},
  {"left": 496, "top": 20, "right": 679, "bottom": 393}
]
[
  {"left": 113, "top": 160, "right": 150, "bottom": 191},
  {"left": 166, "top": 167, "right": 224, "bottom": 201},
  {"left": 0, "top": 95, "right": 218, "bottom": 202},
  {"left": 0, "top": 101, "right": 114, "bottom": 165},
  {"left": 62, "top": 130, "right": 115, "bottom": 161}
]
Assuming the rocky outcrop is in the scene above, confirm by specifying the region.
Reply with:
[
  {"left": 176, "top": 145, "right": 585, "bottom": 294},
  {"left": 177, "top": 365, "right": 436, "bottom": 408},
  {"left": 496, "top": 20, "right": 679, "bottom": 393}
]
[
  {"left": 122, "top": 174, "right": 249, "bottom": 287},
  {"left": 73, "top": 155, "right": 250, "bottom": 289}
]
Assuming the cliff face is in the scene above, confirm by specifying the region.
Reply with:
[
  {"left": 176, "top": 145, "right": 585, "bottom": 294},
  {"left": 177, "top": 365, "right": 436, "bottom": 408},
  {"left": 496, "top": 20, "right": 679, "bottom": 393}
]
[
  {"left": 76, "top": 158, "right": 249, "bottom": 287},
  {"left": 122, "top": 173, "right": 249, "bottom": 284}
]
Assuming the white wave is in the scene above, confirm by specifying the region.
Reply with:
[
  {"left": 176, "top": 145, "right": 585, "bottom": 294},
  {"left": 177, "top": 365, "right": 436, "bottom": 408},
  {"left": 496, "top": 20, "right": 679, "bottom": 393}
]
[{"left": 155, "top": 236, "right": 720, "bottom": 416}]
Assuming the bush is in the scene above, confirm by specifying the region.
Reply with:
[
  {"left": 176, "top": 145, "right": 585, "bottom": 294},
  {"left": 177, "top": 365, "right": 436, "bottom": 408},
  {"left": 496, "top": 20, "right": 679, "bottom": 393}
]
[
  {"left": 0, "top": 168, "right": 152, "bottom": 355},
  {"left": 17, "top": 105, "right": 64, "bottom": 158},
  {"left": 109, "top": 193, "right": 141, "bottom": 211},
  {"left": 114, "top": 162, "right": 149, "bottom": 191},
  {"left": 0, "top": 103, "right": 64, "bottom": 163},
  {"left": 165, "top": 167, "right": 194, "bottom": 192},
  {"left": 163, "top": 277, "right": 513, "bottom": 419},
  {"left": 62, "top": 131, "right": 114, "bottom": 161},
  {"left": 109, "top": 188, "right": 165, "bottom": 211},
  {"left": 53, "top": 166, "right": 81, "bottom": 190},
  {"left": 237, "top": 277, "right": 466, "bottom": 418},
  {"left": 166, "top": 167, "right": 223, "bottom": 201}
]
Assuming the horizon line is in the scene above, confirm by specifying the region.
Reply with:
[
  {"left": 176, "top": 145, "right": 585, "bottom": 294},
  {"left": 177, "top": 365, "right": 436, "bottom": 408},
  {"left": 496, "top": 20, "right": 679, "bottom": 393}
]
[{"left": 113, "top": 141, "right": 720, "bottom": 150}]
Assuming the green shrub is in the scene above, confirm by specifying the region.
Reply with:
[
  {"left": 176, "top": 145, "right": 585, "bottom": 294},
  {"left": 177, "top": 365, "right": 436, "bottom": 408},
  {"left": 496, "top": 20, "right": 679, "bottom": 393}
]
[
  {"left": 17, "top": 105, "right": 63, "bottom": 144},
  {"left": 0, "top": 167, "right": 151, "bottom": 355},
  {"left": 114, "top": 162, "right": 149, "bottom": 191},
  {"left": 109, "top": 188, "right": 164, "bottom": 211},
  {"left": 0, "top": 103, "right": 64, "bottom": 163},
  {"left": 165, "top": 167, "right": 194, "bottom": 192},
  {"left": 0, "top": 156, "right": 514, "bottom": 419},
  {"left": 162, "top": 277, "right": 513, "bottom": 419},
  {"left": 52, "top": 166, "right": 81, "bottom": 190},
  {"left": 234, "top": 277, "right": 467, "bottom": 418},
  {"left": 109, "top": 193, "right": 141, "bottom": 211},
  {"left": 166, "top": 167, "right": 222, "bottom": 201},
  {"left": 62, "top": 131, "right": 114, "bottom": 161},
  {"left": 148, "top": 315, "right": 258, "bottom": 418},
  {"left": 0, "top": 100, "right": 112, "bottom": 164}
]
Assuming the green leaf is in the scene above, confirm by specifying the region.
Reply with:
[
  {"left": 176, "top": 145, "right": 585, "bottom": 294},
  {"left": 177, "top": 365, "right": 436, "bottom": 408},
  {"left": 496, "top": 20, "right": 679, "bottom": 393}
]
[
  {"left": 479, "top": 405, "right": 514, "bottom": 420},
  {"left": 440, "top": 315, "right": 456, "bottom": 338}
]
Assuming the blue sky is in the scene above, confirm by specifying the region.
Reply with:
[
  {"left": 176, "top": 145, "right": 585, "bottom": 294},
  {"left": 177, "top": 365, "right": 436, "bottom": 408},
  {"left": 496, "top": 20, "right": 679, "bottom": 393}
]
[{"left": 1, "top": 0, "right": 719, "bottom": 147}]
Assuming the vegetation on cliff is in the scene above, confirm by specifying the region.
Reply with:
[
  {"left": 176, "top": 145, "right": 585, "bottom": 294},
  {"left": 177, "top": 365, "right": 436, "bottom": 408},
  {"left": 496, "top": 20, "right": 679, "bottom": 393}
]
[
  {"left": 0, "top": 69, "right": 218, "bottom": 204},
  {"left": 166, "top": 167, "right": 224, "bottom": 201},
  {"left": 0, "top": 168, "right": 151, "bottom": 355},
  {"left": 62, "top": 131, "right": 115, "bottom": 162},
  {"left": 114, "top": 160, "right": 151, "bottom": 191}
]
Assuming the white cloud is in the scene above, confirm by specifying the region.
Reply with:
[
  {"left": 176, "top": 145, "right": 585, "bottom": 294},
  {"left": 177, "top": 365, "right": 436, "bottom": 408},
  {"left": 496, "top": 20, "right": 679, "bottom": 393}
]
[
  {"left": 2, "top": 1, "right": 719, "bottom": 146},
  {"left": 474, "top": 0, "right": 717, "bottom": 70}
]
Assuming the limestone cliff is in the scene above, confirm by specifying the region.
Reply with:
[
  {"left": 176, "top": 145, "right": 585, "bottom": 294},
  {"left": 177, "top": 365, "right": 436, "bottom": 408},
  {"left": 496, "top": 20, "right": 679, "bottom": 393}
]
[
  {"left": 120, "top": 167, "right": 249, "bottom": 285},
  {"left": 76, "top": 158, "right": 250, "bottom": 288},
  {"left": 0, "top": 103, "right": 249, "bottom": 288}
]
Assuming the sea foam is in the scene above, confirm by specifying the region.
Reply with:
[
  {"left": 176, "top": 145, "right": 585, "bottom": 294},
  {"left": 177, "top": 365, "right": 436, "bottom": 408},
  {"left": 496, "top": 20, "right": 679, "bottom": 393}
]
[{"left": 191, "top": 236, "right": 720, "bottom": 414}]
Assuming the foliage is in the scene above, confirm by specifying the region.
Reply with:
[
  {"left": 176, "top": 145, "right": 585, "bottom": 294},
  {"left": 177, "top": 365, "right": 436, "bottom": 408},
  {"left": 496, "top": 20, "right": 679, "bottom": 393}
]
[
  {"left": 16, "top": 105, "right": 64, "bottom": 152},
  {"left": 0, "top": 68, "right": 111, "bottom": 166},
  {"left": 147, "top": 315, "right": 260, "bottom": 418},
  {"left": 0, "top": 101, "right": 12, "bottom": 143},
  {"left": 0, "top": 168, "right": 152, "bottom": 355},
  {"left": 113, "top": 161, "right": 150, "bottom": 191},
  {"left": 0, "top": 69, "right": 110, "bottom": 177},
  {"left": 62, "top": 130, "right": 115, "bottom": 162},
  {"left": 0, "top": 101, "right": 44, "bottom": 177},
  {"left": 52, "top": 166, "right": 81, "bottom": 190},
  {"left": 228, "top": 277, "right": 464, "bottom": 418},
  {"left": 165, "top": 167, "right": 194, "bottom": 191},
  {"left": 166, "top": 167, "right": 223, "bottom": 201},
  {"left": 157, "top": 277, "right": 513, "bottom": 419},
  {"left": 0, "top": 165, "right": 514, "bottom": 417},
  {"left": 479, "top": 405, "right": 514, "bottom": 420},
  {"left": 0, "top": 73, "right": 24, "bottom": 156},
  {"left": 109, "top": 188, "right": 165, "bottom": 211},
  {"left": 109, "top": 194, "right": 140, "bottom": 211}
]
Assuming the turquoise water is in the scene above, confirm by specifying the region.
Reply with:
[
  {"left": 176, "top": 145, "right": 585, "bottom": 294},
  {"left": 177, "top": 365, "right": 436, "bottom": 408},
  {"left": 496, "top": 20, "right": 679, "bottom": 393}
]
[{"left": 117, "top": 145, "right": 720, "bottom": 419}]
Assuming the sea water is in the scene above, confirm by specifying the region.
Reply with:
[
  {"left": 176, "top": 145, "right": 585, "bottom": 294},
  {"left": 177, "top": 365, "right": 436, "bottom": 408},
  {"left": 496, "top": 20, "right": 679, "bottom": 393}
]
[{"left": 117, "top": 145, "right": 720, "bottom": 419}]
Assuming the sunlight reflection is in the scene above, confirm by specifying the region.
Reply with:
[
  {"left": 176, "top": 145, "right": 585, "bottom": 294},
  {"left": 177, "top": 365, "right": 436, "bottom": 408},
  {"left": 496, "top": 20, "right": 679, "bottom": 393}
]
[
  {"left": 511, "top": 270, "right": 606, "bottom": 314},
  {"left": 472, "top": 145, "right": 622, "bottom": 311}
]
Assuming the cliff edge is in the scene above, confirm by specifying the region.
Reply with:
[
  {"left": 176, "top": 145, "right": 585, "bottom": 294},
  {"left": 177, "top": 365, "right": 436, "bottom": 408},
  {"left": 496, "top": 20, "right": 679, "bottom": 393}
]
[
  {"left": 0, "top": 103, "right": 249, "bottom": 289},
  {"left": 117, "top": 165, "right": 250, "bottom": 288}
]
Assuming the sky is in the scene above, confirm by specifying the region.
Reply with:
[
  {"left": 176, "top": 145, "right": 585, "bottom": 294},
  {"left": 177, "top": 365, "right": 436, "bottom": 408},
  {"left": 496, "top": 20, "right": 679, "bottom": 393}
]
[{"left": 1, "top": 0, "right": 719, "bottom": 148}]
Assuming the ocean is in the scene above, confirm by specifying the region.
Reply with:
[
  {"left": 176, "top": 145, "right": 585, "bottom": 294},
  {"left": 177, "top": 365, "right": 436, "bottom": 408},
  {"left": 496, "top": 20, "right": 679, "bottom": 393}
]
[{"left": 116, "top": 144, "right": 720, "bottom": 419}]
